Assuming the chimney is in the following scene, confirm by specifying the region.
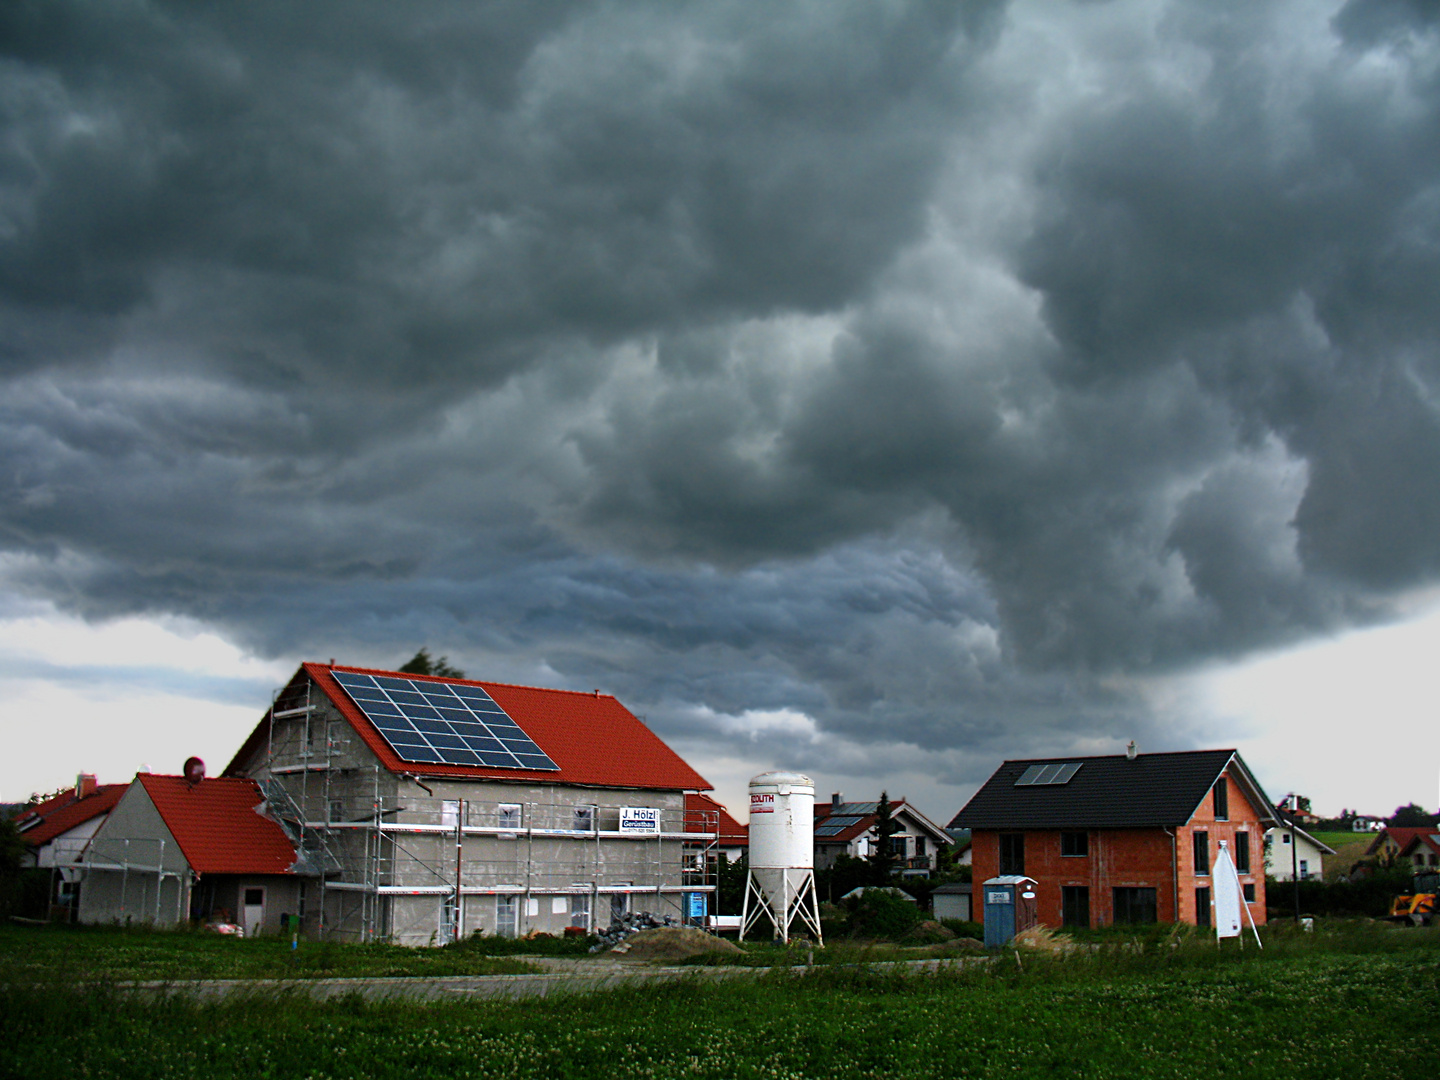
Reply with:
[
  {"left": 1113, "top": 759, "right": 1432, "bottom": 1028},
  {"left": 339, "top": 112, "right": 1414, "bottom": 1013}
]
[
  {"left": 75, "top": 773, "right": 98, "bottom": 799},
  {"left": 832, "top": 792, "right": 843, "bottom": 808},
  {"left": 1126, "top": 740, "right": 1137, "bottom": 761}
]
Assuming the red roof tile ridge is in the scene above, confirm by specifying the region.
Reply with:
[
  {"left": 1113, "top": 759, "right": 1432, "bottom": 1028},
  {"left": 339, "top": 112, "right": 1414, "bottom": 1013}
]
[{"left": 308, "top": 661, "right": 618, "bottom": 699}]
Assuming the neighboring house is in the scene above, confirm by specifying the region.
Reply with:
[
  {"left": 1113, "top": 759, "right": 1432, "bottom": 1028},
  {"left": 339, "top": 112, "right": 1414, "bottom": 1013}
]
[
  {"left": 931, "top": 881, "right": 973, "bottom": 922},
  {"left": 13, "top": 775, "right": 127, "bottom": 918},
  {"left": 78, "top": 773, "right": 301, "bottom": 936},
  {"left": 944, "top": 828, "right": 973, "bottom": 866},
  {"left": 1265, "top": 820, "right": 1336, "bottom": 881},
  {"left": 1368, "top": 827, "right": 1440, "bottom": 868},
  {"left": 814, "top": 796, "right": 953, "bottom": 877},
  {"left": 219, "top": 662, "right": 714, "bottom": 944},
  {"left": 1351, "top": 816, "right": 1384, "bottom": 832},
  {"left": 950, "top": 749, "right": 1278, "bottom": 930},
  {"left": 15, "top": 775, "right": 127, "bottom": 869},
  {"left": 686, "top": 792, "right": 748, "bottom": 864},
  {"left": 1397, "top": 831, "right": 1440, "bottom": 871}
]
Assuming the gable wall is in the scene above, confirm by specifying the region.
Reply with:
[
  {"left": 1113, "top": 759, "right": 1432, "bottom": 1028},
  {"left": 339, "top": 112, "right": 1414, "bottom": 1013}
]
[{"left": 78, "top": 783, "right": 190, "bottom": 928}]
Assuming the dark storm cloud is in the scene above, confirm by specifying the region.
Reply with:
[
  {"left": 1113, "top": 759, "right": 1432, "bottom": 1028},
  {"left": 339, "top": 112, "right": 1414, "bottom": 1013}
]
[{"left": 5, "top": 0, "right": 1440, "bottom": 795}]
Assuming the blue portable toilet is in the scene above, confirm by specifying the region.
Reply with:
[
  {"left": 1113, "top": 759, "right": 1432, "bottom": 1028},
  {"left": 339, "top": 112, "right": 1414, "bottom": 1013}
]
[{"left": 982, "top": 876, "right": 1038, "bottom": 948}]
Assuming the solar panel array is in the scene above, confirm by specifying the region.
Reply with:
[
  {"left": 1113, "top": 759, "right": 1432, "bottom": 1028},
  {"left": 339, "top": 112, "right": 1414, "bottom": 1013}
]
[
  {"left": 330, "top": 671, "right": 559, "bottom": 771},
  {"left": 814, "top": 815, "right": 863, "bottom": 837},
  {"left": 1014, "top": 762, "right": 1082, "bottom": 787}
]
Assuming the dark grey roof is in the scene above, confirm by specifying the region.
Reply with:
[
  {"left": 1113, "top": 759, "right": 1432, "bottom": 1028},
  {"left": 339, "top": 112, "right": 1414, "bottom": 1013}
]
[{"left": 948, "top": 750, "right": 1278, "bottom": 831}]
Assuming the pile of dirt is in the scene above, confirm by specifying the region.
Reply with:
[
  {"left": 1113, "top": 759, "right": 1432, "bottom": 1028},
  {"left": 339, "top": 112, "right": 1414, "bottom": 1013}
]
[
  {"left": 608, "top": 926, "right": 744, "bottom": 961},
  {"left": 904, "top": 920, "right": 957, "bottom": 943}
]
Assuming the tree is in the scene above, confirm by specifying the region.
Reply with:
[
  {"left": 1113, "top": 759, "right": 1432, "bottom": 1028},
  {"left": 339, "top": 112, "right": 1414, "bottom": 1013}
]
[
  {"left": 399, "top": 648, "right": 465, "bottom": 679},
  {"left": 1388, "top": 803, "right": 1437, "bottom": 827},
  {"left": 867, "top": 791, "right": 903, "bottom": 883}
]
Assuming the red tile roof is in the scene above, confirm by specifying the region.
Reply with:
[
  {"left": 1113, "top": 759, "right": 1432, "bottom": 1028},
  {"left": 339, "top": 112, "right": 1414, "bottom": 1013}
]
[
  {"left": 1396, "top": 830, "right": 1440, "bottom": 858},
  {"left": 136, "top": 775, "right": 297, "bottom": 875},
  {"left": 686, "top": 792, "right": 748, "bottom": 845},
  {"left": 16, "top": 785, "right": 127, "bottom": 847},
  {"left": 231, "top": 663, "right": 710, "bottom": 792},
  {"left": 1367, "top": 826, "right": 1436, "bottom": 857}
]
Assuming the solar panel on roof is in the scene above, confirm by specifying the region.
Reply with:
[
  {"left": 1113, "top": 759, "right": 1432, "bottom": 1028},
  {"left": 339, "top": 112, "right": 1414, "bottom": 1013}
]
[
  {"left": 1015, "top": 762, "right": 1083, "bottom": 786},
  {"left": 331, "top": 671, "right": 559, "bottom": 772}
]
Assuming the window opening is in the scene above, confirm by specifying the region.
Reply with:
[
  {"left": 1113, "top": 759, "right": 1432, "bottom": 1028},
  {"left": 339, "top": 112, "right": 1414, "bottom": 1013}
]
[
  {"left": 1062, "top": 885, "right": 1090, "bottom": 928},
  {"left": 1061, "top": 832, "right": 1088, "bottom": 857},
  {"left": 1112, "top": 887, "right": 1157, "bottom": 925},
  {"left": 1193, "top": 831, "right": 1209, "bottom": 876},
  {"left": 998, "top": 833, "right": 1025, "bottom": 876}
]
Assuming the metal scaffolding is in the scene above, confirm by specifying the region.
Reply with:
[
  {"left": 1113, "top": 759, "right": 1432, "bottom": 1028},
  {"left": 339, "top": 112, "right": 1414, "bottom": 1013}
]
[{"left": 257, "top": 677, "right": 719, "bottom": 943}]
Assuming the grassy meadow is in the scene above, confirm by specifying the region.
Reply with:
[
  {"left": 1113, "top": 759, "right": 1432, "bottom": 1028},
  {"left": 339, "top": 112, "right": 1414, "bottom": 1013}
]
[{"left": 2, "top": 921, "right": 1437, "bottom": 1078}]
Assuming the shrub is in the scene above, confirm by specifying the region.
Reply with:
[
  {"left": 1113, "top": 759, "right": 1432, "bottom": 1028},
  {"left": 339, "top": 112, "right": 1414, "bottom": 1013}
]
[{"left": 845, "top": 890, "right": 922, "bottom": 940}]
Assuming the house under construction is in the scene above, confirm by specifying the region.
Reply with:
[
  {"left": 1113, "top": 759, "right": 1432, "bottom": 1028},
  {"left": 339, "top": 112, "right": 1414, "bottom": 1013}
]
[{"left": 221, "top": 662, "right": 720, "bottom": 945}]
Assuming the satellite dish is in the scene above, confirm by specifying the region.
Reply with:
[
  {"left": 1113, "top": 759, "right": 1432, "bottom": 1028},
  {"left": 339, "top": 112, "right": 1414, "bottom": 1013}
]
[{"left": 183, "top": 756, "right": 206, "bottom": 785}]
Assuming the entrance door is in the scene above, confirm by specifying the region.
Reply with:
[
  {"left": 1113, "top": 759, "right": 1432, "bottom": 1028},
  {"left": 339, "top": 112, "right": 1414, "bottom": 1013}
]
[{"left": 242, "top": 886, "right": 265, "bottom": 937}]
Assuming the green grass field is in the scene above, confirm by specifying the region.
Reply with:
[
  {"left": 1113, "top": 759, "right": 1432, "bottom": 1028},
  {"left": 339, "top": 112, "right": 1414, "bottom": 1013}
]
[
  {"left": 2, "top": 921, "right": 1438, "bottom": 1078},
  {"left": 0, "top": 923, "right": 559, "bottom": 981}
]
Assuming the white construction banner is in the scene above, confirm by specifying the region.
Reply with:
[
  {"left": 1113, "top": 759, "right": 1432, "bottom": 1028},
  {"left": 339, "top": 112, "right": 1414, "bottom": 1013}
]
[
  {"left": 1212, "top": 842, "right": 1243, "bottom": 939},
  {"left": 619, "top": 806, "right": 661, "bottom": 834}
]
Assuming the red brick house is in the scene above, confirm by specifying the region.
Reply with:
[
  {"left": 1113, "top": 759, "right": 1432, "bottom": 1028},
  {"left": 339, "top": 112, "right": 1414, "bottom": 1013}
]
[{"left": 950, "top": 749, "right": 1278, "bottom": 929}]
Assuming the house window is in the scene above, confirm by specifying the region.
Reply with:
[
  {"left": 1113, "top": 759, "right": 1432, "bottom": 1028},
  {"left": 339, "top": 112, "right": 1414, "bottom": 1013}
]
[
  {"left": 914, "top": 835, "right": 927, "bottom": 857},
  {"left": 498, "top": 804, "right": 522, "bottom": 830},
  {"left": 1299, "top": 859, "right": 1308, "bottom": 878},
  {"left": 1061, "top": 832, "right": 1088, "bottom": 857},
  {"left": 496, "top": 896, "right": 518, "bottom": 938},
  {"left": 1234, "top": 832, "right": 1250, "bottom": 873},
  {"left": 1195, "top": 887, "right": 1211, "bottom": 927},
  {"left": 441, "top": 801, "right": 460, "bottom": 829},
  {"left": 610, "top": 892, "right": 629, "bottom": 925},
  {"left": 998, "top": 834, "right": 1025, "bottom": 876},
  {"left": 573, "top": 806, "right": 595, "bottom": 832},
  {"left": 1112, "top": 887, "right": 1158, "bottom": 925},
  {"left": 570, "top": 893, "right": 591, "bottom": 930},
  {"left": 1282, "top": 833, "right": 1291, "bottom": 844},
  {"left": 329, "top": 800, "right": 344, "bottom": 824},
  {"left": 1193, "top": 831, "right": 1209, "bottom": 876},
  {"left": 1243, "top": 883, "right": 1256, "bottom": 902},
  {"left": 1213, "top": 779, "right": 1228, "bottom": 821},
  {"left": 1062, "top": 886, "right": 1090, "bottom": 928}
]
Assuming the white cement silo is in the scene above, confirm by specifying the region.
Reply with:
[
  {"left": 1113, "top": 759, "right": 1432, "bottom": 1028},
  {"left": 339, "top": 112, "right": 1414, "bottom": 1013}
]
[{"left": 741, "top": 771, "right": 823, "bottom": 944}]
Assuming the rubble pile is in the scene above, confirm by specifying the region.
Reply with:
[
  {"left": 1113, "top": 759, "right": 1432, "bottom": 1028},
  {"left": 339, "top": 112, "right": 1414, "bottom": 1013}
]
[{"left": 589, "top": 910, "right": 680, "bottom": 952}]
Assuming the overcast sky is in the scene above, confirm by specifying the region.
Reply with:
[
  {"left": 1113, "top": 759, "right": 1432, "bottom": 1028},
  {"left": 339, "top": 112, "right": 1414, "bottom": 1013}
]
[{"left": 3, "top": 0, "right": 1438, "bottom": 822}]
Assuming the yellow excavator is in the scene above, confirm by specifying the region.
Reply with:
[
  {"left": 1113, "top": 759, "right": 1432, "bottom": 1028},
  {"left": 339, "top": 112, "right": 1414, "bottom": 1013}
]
[{"left": 1386, "top": 871, "right": 1439, "bottom": 926}]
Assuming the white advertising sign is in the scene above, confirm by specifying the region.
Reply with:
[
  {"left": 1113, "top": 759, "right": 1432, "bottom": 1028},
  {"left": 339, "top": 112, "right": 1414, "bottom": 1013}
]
[
  {"left": 619, "top": 806, "right": 661, "bottom": 834},
  {"left": 1212, "top": 843, "right": 1243, "bottom": 939},
  {"left": 751, "top": 792, "right": 775, "bottom": 814}
]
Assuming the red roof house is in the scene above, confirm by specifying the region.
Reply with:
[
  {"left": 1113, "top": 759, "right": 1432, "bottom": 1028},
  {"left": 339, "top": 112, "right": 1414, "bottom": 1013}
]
[
  {"left": 813, "top": 796, "right": 953, "bottom": 876},
  {"left": 78, "top": 773, "right": 301, "bottom": 936},
  {"left": 15, "top": 775, "right": 127, "bottom": 870},
  {"left": 1367, "top": 827, "right": 1440, "bottom": 868},
  {"left": 216, "top": 662, "right": 715, "bottom": 944}
]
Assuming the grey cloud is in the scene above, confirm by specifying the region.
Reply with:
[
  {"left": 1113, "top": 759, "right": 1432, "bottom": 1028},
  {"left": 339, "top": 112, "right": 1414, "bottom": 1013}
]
[{"left": 4, "top": 0, "right": 1440, "bottom": 806}]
